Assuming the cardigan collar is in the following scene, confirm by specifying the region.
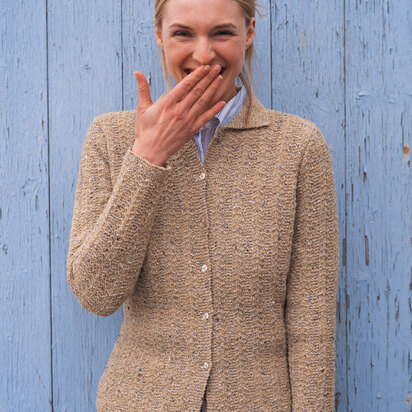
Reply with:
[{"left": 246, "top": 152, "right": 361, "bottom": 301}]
[
  {"left": 217, "top": 92, "right": 270, "bottom": 131},
  {"left": 163, "top": 93, "right": 270, "bottom": 167}
]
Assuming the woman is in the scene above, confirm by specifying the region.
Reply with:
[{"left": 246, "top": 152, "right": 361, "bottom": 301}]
[{"left": 67, "top": 0, "right": 340, "bottom": 410}]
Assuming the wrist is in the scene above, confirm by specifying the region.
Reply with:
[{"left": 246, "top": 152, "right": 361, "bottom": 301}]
[{"left": 132, "top": 141, "right": 167, "bottom": 167}]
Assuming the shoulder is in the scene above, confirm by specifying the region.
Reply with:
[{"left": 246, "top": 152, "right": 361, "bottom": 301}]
[
  {"left": 243, "top": 95, "right": 335, "bottom": 172},
  {"left": 85, "top": 110, "right": 136, "bottom": 150},
  {"left": 266, "top": 108, "right": 322, "bottom": 141},
  {"left": 247, "top": 95, "right": 325, "bottom": 150},
  {"left": 261, "top": 106, "right": 330, "bottom": 159},
  {"left": 91, "top": 109, "right": 135, "bottom": 135}
]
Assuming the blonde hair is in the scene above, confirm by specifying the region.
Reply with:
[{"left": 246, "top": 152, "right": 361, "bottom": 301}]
[{"left": 154, "top": 0, "right": 258, "bottom": 122}]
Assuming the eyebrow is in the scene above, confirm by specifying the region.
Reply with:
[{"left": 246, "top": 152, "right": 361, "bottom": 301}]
[{"left": 169, "top": 23, "right": 238, "bottom": 31}]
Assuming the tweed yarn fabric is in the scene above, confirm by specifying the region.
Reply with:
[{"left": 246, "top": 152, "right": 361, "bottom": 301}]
[{"left": 67, "top": 94, "right": 340, "bottom": 411}]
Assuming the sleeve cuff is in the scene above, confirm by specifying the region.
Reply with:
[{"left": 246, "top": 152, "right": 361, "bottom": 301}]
[{"left": 127, "top": 148, "right": 172, "bottom": 172}]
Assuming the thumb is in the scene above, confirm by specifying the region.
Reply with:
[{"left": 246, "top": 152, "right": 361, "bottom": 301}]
[{"left": 134, "top": 71, "right": 153, "bottom": 114}]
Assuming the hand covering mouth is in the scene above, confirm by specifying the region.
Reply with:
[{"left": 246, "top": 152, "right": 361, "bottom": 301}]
[{"left": 183, "top": 67, "right": 225, "bottom": 76}]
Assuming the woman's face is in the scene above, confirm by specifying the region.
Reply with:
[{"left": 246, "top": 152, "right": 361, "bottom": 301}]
[{"left": 155, "top": 0, "right": 255, "bottom": 103}]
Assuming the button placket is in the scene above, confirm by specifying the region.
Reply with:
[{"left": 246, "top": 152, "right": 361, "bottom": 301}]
[{"left": 196, "top": 162, "right": 211, "bottom": 378}]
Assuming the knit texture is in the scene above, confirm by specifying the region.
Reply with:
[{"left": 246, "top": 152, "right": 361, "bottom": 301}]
[{"left": 67, "top": 94, "right": 340, "bottom": 412}]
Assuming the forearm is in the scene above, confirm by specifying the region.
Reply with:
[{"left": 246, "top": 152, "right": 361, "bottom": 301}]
[{"left": 67, "top": 117, "right": 170, "bottom": 316}]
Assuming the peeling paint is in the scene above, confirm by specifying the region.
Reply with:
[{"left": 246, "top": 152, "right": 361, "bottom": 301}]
[
  {"left": 364, "top": 234, "right": 369, "bottom": 266},
  {"left": 342, "top": 237, "right": 347, "bottom": 267},
  {"left": 1, "top": 1, "right": 410, "bottom": 411}
]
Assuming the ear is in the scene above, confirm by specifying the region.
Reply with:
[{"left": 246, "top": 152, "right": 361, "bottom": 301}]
[
  {"left": 246, "top": 17, "right": 256, "bottom": 49},
  {"left": 154, "top": 20, "right": 164, "bottom": 49}
]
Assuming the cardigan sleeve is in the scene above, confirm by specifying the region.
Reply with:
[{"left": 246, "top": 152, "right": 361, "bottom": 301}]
[
  {"left": 285, "top": 126, "right": 340, "bottom": 411},
  {"left": 67, "top": 115, "right": 170, "bottom": 317}
]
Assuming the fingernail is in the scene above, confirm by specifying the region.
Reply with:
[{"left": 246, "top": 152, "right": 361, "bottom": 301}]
[
  {"left": 204, "top": 65, "right": 211, "bottom": 72},
  {"left": 213, "top": 65, "right": 221, "bottom": 73}
]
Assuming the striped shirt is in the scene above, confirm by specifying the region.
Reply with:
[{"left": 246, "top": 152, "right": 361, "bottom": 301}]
[{"left": 193, "top": 86, "right": 247, "bottom": 163}]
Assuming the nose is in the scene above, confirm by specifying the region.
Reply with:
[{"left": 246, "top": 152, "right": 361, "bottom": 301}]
[{"left": 192, "top": 37, "right": 216, "bottom": 65}]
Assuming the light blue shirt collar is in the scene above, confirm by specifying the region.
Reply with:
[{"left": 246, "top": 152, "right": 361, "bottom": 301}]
[
  {"left": 193, "top": 86, "right": 247, "bottom": 163},
  {"left": 214, "top": 86, "right": 247, "bottom": 128}
]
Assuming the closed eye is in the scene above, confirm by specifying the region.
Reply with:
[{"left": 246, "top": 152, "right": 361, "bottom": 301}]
[
  {"left": 172, "top": 30, "right": 234, "bottom": 39},
  {"left": 173, "top": 30, "right": 192, "bottom": 38},
  {"left": 214, "top": 30, "right": 234, "bottom": 37}
]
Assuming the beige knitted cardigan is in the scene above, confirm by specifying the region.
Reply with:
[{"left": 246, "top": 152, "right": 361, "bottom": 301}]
[{"left": 67, "top": 94, "right": 340, "bottom": 412}]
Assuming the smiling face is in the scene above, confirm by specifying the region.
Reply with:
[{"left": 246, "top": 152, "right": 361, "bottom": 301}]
[{"left": 155, "top": 0, "right": 255, "bottom": 103}]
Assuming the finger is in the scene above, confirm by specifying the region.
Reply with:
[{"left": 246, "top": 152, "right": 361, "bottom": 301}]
[
  {"left": 183, "top": 64, "right": 222, "bottom": 109},
  {"left": 192, "top": 101, "right": 226, "bottom": 133},
  {"left": 188, "top": 72, "right": 224, "bottom": 117},
  {"left": 134, "top": 71, "right": 153, "bottom": 114},
  {"left": 170, "top": 65, "right": 211, "bottom": 102}
]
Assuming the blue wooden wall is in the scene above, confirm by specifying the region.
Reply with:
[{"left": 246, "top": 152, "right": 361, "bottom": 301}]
[{"left": 1, "top": 1, "right": 411, "bottom": 411}]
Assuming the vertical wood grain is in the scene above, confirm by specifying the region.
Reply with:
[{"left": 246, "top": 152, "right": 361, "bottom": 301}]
[
  {"left": 47, "top": 1, "right": 123, "bottom": 411},
  {"left": 252, "top": 0, "right": 272, "bottom": 108},
  {"left": 345, "top": 1, "right": 412, "bottom": 410},
  {"left": 122, "top": 0, "right": 165, "bottom": 109},
  {"left": 0, "top": 1, "right": 52, "bottom": 410},
  {"left": 271, "top": 1, "right": 347, "bottom": 410},
  {"left": 1, "top": 1, "right": 411, "bottom": 411}
]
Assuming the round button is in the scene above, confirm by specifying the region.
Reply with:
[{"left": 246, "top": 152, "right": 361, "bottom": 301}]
[
  {"left": 205, "top": 122, "right": 212, "bottom": 129},
  {"left": 199, "top": 172, "right": 206, "bottom": 180},
  {"left": 203, "top": 312, "right": 209, "bottom": 320},
  {"left": 203, "top": 362, "right": 209, "bottom": 370},
  {"left": 201, "top": 264, "right": 208, "bottom": 272}
]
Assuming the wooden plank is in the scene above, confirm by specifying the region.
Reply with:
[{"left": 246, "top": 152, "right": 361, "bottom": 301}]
[
  {"left": 122, "top": 0, "right": 164, "bottom": 109},
  {"left": 345, "top": 1, "right": 412, "bottom": 410},
  {"left": 252, "top": 0, "right": 272, "bottom": 109},
  {"left": 0, "top": 1, "right": 52, "bottom": 410},
  {"left": 271, "top": 1, "right": 346, "bottom": 410},
  {"left": 1, "top": 1, "right": 409, "bottom": 411},
  {"left": 47, "top": 1, "right": 123, "bottom": 411}
]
